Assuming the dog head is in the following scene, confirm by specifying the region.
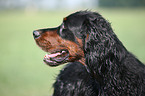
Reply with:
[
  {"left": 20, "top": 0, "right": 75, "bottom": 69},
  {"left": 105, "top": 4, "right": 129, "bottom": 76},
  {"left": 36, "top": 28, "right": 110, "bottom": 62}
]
[{"left": 33, "top": 11, "right": 117, "bottom": 67}]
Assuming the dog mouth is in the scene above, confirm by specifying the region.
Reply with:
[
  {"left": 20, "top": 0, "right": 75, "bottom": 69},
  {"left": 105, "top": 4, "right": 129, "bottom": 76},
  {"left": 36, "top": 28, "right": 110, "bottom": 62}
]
[{"left": 43, "top": 49, "right": 69, "bottom": 66}]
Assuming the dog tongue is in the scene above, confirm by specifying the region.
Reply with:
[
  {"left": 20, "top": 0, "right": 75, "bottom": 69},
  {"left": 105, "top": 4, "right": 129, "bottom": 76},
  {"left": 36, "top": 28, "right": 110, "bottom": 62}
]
[{"left": 44, "top": 52, "right": 61, "bottom": 59}]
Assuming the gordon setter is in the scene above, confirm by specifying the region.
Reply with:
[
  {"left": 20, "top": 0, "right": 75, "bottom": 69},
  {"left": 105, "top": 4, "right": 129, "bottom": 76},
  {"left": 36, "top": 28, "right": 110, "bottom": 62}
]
[{"left": 33, "top": 11, "right": 145, "bottom": 96}]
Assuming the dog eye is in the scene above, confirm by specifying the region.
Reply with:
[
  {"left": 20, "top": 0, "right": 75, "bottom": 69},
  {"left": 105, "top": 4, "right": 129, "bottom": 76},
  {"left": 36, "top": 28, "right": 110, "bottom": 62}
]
[
  {"left": 62, "top": 23, "right": 67, "bottom": 29},
  {"left": 59, "top": 24, "right": 65, "bottom": 32},
  {"left": 59, "top": 23, "right": 68, "bottom": 35},
  {"left": 60, "top": 29, "right": 75, "bottom": 41},
  {"left": 60, "top": 28, "right": 67, "bottom": 37}
]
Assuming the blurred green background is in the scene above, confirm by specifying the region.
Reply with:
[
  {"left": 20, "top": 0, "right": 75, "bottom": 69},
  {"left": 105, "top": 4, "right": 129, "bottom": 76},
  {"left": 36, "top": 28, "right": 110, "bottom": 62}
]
[{"left": 0, "top": 0, "right": 145, "bottom": 96}]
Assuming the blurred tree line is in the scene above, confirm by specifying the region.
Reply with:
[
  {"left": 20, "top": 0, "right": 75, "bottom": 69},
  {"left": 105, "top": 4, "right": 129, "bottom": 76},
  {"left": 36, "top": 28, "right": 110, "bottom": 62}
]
[{"left": 100, "top": 0, "right": 145, "bottom": 7}]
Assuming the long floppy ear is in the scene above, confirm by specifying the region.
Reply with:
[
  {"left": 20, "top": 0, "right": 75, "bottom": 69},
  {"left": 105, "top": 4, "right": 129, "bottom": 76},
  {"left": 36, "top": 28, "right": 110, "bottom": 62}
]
[
  {"left": 82, "top": 12, "right": 126, "bottom": 78},
  {"left": 83, "top": 12, "right": 114, "bottom": 59}
]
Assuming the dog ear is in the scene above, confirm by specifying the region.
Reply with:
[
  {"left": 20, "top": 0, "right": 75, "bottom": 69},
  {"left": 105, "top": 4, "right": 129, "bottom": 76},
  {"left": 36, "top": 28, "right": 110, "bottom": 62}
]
[
  {"left": 82, "top": 13, "right": 115, "bottom": 71},
  {"left": 83, "top": 13, "right": 115, "bottom": 53},
  {"left": 83, "top": 12, "right": 127, "bottom": 74}
]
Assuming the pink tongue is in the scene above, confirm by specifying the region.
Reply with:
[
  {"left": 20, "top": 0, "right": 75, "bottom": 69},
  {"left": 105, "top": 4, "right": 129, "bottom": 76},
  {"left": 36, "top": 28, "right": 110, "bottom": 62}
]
[{"left": 44, "top": 52, "right": 61, "bottom": 59}]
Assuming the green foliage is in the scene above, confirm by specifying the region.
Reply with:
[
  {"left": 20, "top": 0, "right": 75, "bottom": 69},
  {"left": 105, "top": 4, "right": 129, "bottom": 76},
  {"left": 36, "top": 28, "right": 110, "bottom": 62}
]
[
  {"left": 0, "top": 9, "right": 145, "bottom": 96},
  {"left": 100, "top": 0, "right": 145, "bottom": 7}
]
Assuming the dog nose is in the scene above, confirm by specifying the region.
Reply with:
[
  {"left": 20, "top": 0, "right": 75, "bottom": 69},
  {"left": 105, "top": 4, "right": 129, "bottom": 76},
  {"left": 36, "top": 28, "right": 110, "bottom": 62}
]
[{"left": 33, "top": 30, "right": 40, "bottom": 38}]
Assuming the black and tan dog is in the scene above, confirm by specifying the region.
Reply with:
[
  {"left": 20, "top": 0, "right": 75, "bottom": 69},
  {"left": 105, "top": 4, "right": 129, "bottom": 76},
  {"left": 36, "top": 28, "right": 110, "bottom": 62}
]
[{"left": 33, "top": 11, "right": 145, "bottom": 96}]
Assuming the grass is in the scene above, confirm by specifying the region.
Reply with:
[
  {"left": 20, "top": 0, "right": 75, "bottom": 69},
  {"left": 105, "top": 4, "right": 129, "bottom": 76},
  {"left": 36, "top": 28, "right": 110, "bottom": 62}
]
[{"left": 0, "top": 8, "right": 145, "bottom": 96}]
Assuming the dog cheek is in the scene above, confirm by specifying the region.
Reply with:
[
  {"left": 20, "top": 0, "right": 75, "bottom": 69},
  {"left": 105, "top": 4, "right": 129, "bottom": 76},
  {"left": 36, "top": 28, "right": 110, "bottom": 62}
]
[{"left": 69, "top": 47, "right": 84, "bottom": 60}]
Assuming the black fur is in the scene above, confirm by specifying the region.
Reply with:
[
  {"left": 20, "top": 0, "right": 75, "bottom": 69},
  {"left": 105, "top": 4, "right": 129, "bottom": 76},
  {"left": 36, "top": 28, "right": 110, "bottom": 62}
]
[
  {"left": 53, "top": 11, "right": 145, "bottom": 96},
  {"left": 53, "top": 62, "right": 99, "bottom": 96}
]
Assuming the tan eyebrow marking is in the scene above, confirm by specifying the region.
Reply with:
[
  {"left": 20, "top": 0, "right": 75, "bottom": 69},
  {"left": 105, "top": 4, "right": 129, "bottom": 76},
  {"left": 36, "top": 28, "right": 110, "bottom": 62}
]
[{"left": 63, "top": 17, "right": 67, "bottom": 21}]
